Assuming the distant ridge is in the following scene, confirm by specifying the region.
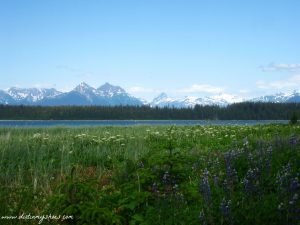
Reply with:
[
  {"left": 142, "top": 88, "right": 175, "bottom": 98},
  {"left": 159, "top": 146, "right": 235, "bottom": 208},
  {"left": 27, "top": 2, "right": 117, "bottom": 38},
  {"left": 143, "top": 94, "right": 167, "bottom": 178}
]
[
  {"left": 0, "top": 82, "right": 143, "bottom": 106},
  {"left": 0, "top": 83, "right": 300, "bottom": 107}
]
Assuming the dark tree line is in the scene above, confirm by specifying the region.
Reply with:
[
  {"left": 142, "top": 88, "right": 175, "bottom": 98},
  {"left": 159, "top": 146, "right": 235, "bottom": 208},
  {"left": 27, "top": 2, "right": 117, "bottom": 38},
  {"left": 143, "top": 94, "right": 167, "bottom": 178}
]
[{"left": 0, "top": 102, "right": 299, "bottom": 120}]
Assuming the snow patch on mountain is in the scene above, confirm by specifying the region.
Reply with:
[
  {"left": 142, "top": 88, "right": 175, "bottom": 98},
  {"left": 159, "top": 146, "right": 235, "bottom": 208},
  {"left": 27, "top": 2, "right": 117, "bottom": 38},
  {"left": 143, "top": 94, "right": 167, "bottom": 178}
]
[
  {"left": 151, "top": 93, "right": 244, "bottom": 108},
  {"left": 250, "top": 90, "right": 300, "bottom": 103},
  {"left": 97, "top": 82, "right": 126, "bottom": 97},
  {"left": 7, "top": 87, "right": 61, "bottom": 102},
  {"left": 1, "top": 83, "right": 300, "bottom": 107},
  {"left": 73, "top": 82, "right": 97, "bottom": 101}
]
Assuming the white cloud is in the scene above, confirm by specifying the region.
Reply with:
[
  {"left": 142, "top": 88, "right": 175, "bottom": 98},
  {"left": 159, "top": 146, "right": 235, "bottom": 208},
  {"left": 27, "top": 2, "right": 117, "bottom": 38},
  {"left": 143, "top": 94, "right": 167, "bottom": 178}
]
[
  {"left": 179, "top": 84, "right": 224, "bottom": 94},
  {"left": 260, "top": 63, "right": 300, "bottom": 72},
  {"left": 256, "top": 74, "right": 300, "bottom": 89}
]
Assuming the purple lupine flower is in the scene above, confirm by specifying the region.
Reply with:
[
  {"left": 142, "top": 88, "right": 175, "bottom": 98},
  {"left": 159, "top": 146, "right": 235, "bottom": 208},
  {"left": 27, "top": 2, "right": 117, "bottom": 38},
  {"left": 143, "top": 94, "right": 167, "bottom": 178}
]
[
  {"left": 247, "top": 152, "right": 254, "bottom": 164},
  {"left": 199, "top": 168, "right": 211, "bottom": 203},
  {"left": 198, "top": 210, "right": 207, "bottom": 225},
  {"left": 288, "top": 193, "right": 300, "bottom": 223},
  {"left": 276, "top": 163, "right": 292, "bottom": 192},
  {"left": 220, "top": 198, "right": 233, "bottom": 225},
  {"left": 162, "top": 171, "right": 171, "bottom": 185},
  {"left": 220, "top": 199, "right": 231, "bottom": 216},
  {"left": 242, "top": 167, "right": 260, "bottom": 195},
  {"left": 266, "top": 145, "right": 273, "bottom": 155},
  {"left": 224, "top": 152, "right": 238, "bottom": 184},
  {"left": 213, "top": 174, "right": 219, "bottom": 187},
  {"left": 289, "top": 193, "right": 299, "bottom": 206},
  {"left": 172, "top": 183, "right": 179, "bottom": 195},
  {"left": 138, "top": 161, "right": 145, "bottom": 168},
  {"left": 278, "top": 202, "right": 284, "bottom": 212},
  {"left": 265, "top": 146, "right": 273, "bottom": 175},
  {"left": 223, "top": 179, "right": 230, "bottom": 194},
  {"left": 289, "top": 135, "right": 298, "bottom": 146},
  {"left": 174, "top": 191, "right": 184, "bottom": 202},
  {"left": 288, "top": 177, "right": 300, "bottom": 193},
  {"left": 151, "top": 182, "right": 159, "bottom": 194}
]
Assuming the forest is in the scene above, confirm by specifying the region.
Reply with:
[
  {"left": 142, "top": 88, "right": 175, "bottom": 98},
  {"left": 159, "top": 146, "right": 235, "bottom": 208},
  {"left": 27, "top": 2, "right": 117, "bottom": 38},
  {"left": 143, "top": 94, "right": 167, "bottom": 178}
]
[{"left": 0, "top": 102, "right": 299, "bottom": 120}]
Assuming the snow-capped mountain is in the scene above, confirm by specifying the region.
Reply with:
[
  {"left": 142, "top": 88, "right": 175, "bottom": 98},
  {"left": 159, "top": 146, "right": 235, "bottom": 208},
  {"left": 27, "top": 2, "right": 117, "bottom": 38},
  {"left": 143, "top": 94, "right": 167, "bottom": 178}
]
[
  {"left": 97, "top": 82, "right": 126, "bottom": 97},
  {"left": 285, "top": 92, "right": 300, "bottom": 103},
  {"left": 151, "top": 93, "right": 179, "bottom": 107},
  {"left": 73, "top": 82, "right": 98, "bottom": 102},
  {"left": 250, "top": 93, "right": 290, "bottom": 103},
  {"left": 0, "top": 83, "right": 300, "bottom": 107},
  {"left": 250, "top": 91, "right": 300, "bottom": 103},
  {"left": 207, "top": 93, "right": 244, "bottom": 105},
  {"left": 93, "top": 82, "right": 143, "bottom": 105},
  {"left": 74, "top": 82, "right": 96, "bottom": 95},
  {"left": 151, "top": 93, "right": 244, "bottom": 108},
  {"left": 151, "top": 91, "right": 300, "bottom": 107},
  {"left": 38, "top": 82, "right": 143, "bottom": 106},
  {"left": 0, "top": 90, "right": 15, "bottom": 104},
  {"left": 7, "top": 87, "right": 61, "bottom": 104}
]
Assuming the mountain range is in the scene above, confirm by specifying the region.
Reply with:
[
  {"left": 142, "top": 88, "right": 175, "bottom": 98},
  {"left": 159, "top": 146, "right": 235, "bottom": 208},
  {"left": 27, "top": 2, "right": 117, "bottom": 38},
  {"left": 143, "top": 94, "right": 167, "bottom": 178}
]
[{"left": 0, "top": 82, "right": 300, "bottom": 107}]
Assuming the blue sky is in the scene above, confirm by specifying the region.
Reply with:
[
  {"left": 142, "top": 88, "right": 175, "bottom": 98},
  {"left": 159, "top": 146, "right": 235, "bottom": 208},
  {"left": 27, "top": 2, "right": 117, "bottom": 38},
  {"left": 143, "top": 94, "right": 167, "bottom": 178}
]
[{"left": 1, "top": 0, "right": 300, "bottom": 100}]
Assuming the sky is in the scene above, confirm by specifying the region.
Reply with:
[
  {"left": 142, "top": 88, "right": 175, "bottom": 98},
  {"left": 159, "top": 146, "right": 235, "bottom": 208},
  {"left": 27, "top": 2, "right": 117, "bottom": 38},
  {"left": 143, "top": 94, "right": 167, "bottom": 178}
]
[{"left": 1, "top": 0, "right": 300, "bottom": 101}]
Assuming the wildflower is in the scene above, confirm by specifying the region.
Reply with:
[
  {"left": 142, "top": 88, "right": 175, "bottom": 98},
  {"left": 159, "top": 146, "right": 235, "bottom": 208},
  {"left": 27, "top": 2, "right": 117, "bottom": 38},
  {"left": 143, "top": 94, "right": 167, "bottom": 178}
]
[
  {"left": 289, "top": 177, "right": 300, "bottom": 192},
  {"left": 276, "top": 163, "right": 292, "bottom": 190},
  {"left": 33, "top": 133, "right": 41, "bottom": 139},
  {"left": 289, "top": 193, "right": 299, "bottom": 206},
  {"left": 173, "top": 184, "right": 179, "bottom": 191},
  {"left": 162, "top": 171, "right": 171, "bottom": 185},
  {"left": 224, "top": 152, "right": 238, "bottom": 184},
  {"left": 242, "top": 167, "right": 260, "bottom": 195},
  {"left": 248, "top": 153, "right": 254, "bottom": 163},
  {"left": 151, "top": 182, "right": 159, "bottom": 194},
  {"left": 223, "top": 179, "right": 230, "bottom": 193},
  {"left": 243, "top": 137, "right": 249, "bottom": 147},
  {"left": 198, "top": 210, "right": 207, "bottom": 225},
  {"left": 289, "top": 135, "right": 298, "bottom": 146},
  {"left": 213, "top": 175, "right": 219, "bottom": 187},
  {"left": 278, "top": 202, "right": 284, "bottom": 211},
  {"left": 220, "top": 198, "right": 231, "bottom": 217},
  {"left": 265, "top": 146, "right": 273, "bottom": 174},
  {"left": 199, "top": 169, "right": 211, "bottom": 203},
  {"left": 137, "top": 161, "right": 144, "bottom": 168}
]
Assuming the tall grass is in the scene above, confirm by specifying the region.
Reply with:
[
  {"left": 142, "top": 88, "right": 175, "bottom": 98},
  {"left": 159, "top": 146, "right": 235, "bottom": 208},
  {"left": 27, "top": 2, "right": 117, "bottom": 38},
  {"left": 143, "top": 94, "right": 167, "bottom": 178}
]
[{"left": 0, "top": 125, "right": 299, "bottom": 224}]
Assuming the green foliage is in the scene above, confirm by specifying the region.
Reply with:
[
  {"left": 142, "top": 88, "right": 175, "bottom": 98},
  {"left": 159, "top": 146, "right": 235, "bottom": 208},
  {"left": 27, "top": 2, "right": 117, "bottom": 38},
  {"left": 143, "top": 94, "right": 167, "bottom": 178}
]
[
  {"left": 48, "top": 173, "right": 123, "bottom": 224},
  {"left": 0, "top": 125, "right": 300, "bottom": 224},
  {"left": 290, "top": 111, "right": 298, "bottom": 125}
]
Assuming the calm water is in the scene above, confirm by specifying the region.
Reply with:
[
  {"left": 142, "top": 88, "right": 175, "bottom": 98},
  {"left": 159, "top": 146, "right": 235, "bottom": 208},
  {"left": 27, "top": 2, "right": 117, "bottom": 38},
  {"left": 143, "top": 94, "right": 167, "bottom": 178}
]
[{"left": 0, "top": 120, "right": 288, "bottom": 127}]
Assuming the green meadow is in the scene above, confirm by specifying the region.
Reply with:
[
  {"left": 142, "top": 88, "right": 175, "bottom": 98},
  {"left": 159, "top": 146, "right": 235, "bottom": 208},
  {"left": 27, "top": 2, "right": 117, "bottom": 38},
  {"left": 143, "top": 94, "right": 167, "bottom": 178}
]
[{"left": 0, "top": 125, "right": 299, "bottom": 224}]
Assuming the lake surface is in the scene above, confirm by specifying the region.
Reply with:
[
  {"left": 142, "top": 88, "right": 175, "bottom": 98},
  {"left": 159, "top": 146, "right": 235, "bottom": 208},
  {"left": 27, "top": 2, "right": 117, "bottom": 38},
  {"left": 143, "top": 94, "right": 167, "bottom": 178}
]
[{"left": 0, "top": 120, "right": 288, "bottom": 127}]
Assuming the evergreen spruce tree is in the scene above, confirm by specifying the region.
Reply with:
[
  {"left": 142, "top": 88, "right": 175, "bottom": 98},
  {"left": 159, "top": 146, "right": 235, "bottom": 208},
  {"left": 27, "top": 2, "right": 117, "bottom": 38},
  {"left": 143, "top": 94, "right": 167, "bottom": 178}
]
[{"left": 290, "top": 111, "right": 298, "bottom": 125}]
